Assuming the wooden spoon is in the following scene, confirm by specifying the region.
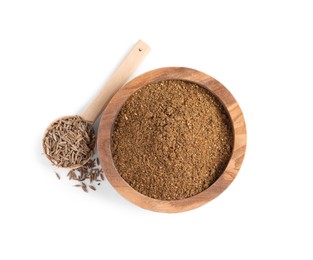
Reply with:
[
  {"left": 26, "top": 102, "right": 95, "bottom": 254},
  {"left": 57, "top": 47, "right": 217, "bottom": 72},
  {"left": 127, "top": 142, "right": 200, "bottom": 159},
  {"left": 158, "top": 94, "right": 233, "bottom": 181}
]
[{"left": 43, "top": 40, "right": 150, "bottom": 168}]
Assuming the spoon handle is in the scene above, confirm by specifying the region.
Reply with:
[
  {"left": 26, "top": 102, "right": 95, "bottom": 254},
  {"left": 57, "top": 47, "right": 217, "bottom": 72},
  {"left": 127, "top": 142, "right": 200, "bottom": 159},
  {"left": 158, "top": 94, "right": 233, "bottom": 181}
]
[{"left": 81, "top": 40, "right": 150, "bottom": 123}]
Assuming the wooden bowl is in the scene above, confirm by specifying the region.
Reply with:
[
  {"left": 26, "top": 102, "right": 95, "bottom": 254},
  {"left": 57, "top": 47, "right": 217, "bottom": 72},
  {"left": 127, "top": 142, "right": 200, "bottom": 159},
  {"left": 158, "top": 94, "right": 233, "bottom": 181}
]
[{"left": 97, "top": 67, "right": 246, "bottom": 213}]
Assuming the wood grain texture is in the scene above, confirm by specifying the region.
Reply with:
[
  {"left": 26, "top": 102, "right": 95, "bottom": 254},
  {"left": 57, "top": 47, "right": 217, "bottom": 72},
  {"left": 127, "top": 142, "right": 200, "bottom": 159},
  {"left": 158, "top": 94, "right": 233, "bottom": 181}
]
[{"left": 97, "top": 67, "right": 247, "bottom": 213}]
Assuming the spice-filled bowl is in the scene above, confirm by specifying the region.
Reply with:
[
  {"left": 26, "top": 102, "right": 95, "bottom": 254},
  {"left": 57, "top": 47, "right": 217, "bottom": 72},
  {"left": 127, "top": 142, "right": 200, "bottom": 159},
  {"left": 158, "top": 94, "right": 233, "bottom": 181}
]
[{"left": 98, "top": 67, "right": 246, "bottom": 213}]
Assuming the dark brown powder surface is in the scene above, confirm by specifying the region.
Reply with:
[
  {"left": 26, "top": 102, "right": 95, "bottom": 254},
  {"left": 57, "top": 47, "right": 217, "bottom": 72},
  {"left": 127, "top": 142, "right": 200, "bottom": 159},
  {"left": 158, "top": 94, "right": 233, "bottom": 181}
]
[{"left": 112, "top": 80, "right": 234, "bottom": 200}]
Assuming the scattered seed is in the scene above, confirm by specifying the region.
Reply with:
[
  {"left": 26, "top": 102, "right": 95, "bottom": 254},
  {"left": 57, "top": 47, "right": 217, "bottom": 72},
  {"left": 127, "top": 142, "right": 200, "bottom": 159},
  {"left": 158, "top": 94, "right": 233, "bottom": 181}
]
[
  {"left": 89, "top": 185, "right": 96, "bottom": 191},
  {"left": 55, "top": 172, "right": 60, "bottom": 180},
  {"left": 51, "top": 156, "right": 103, "bottom": 192}
]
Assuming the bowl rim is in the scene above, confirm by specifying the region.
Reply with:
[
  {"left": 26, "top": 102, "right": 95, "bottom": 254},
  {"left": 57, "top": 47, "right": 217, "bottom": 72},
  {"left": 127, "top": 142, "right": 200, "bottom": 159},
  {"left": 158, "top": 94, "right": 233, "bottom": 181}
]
[{"left": 97, "top": 67, "right": 247, "bottom": 213}]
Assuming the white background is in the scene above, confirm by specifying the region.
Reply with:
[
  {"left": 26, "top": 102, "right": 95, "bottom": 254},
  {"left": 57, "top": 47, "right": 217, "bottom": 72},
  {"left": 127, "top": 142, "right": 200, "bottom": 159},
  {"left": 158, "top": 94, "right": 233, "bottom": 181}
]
[{"left": 1, "top": 0, "right": 312, "bottom": 259}]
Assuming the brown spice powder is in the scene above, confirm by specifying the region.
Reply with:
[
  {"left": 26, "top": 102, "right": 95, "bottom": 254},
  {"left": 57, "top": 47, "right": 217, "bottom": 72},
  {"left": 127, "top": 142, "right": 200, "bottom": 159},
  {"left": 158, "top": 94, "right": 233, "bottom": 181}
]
[{"left": 112, "top": 80, "right": 234, "bottom": 200}]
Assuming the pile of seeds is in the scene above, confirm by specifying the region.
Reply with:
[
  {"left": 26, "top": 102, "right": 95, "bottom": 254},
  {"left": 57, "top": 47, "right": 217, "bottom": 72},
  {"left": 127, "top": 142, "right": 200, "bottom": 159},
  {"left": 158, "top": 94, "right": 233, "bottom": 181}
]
[
  {"left": 55, "top": 156, "right": 104, "bottom": 192},
  {"left": 112, "top": 80, "right": 234, "bottom": 200},
  {"left": 43, "top": 115, "right": 96, "bottom": 168}
]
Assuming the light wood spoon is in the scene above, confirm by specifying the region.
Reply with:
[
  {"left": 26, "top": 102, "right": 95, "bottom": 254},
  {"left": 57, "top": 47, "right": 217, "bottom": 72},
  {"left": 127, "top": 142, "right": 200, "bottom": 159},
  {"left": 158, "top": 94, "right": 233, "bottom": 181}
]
[{"left": 43, "top": 40, "right": 150, "bottom": 168}]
